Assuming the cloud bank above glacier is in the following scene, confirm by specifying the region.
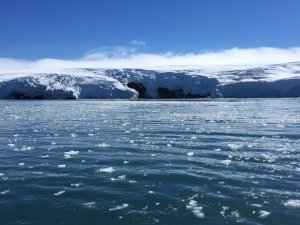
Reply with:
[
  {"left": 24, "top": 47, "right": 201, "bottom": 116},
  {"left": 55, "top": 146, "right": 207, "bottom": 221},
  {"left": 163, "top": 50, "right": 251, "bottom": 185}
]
[{"left": 1, "top": 47, "right": 300, "bottom": 73}]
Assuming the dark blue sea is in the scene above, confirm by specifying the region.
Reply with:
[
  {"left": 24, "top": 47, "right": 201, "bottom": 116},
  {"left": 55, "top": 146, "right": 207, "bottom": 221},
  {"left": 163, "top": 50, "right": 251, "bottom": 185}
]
[{"left": 0, "top": 99, "right": 299, "bottom": 225}]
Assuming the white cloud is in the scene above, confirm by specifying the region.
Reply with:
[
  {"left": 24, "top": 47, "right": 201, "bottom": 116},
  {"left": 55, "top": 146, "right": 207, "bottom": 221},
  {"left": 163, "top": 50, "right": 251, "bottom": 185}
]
[
  {"left": 1, "top": 47, "right": 300, "bottom": 73},
  {"left": 129, "top": 40, "right": 146, "bottom": 46}
]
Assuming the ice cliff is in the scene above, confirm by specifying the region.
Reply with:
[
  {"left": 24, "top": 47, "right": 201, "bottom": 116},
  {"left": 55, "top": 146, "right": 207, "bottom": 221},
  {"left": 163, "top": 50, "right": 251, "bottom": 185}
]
[{"left": 0, "top": 62, "right": 299, "bottom": 99}]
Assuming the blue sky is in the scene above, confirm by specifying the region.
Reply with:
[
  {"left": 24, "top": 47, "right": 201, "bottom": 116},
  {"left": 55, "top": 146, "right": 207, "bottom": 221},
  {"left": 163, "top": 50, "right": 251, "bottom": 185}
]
[{"left": 0, "top": 0, "right": 300, "bottom": 60}]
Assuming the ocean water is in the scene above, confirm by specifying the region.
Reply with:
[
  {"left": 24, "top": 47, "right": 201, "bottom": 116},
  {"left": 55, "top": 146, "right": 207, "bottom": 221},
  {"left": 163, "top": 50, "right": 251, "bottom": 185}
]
[{"left": 0, "top": 99, "right": 299, "bottom": 225}]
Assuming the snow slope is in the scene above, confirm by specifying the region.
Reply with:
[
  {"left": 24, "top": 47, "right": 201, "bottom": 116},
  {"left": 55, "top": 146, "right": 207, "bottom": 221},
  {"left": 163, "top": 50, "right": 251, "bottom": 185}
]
[{"left": 0, "top": 62, "right": 299, "bottom": 99}]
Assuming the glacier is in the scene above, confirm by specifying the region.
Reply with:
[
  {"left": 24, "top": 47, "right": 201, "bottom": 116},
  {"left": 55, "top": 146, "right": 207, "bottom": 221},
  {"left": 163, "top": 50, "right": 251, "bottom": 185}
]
[{"left": 0, "top": 62, "right": 299, "bottom": 99}]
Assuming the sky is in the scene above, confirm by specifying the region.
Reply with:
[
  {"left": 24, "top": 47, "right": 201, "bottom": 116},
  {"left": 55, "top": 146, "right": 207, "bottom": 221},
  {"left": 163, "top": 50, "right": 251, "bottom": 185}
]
[{"left": 0, "top": 0, "right": 300, "bottom": 70}]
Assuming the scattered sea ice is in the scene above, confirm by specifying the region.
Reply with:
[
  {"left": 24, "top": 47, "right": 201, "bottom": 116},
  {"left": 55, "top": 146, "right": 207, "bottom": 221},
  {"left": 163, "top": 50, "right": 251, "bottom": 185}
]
[
  {"left": 109, "top": 203, "right": 129, "bottom": 211},
  {"left": 111, "top": 175, "right": 126, "bottom": 182},
  {"left": 259, "top": 210, "right": 270, "bottom": 218},
  {"left": 283, "top": 199, "right": 300, "bottom": 208},
  {"left": 0, "top": 190, "right": 9, "bottom": 195},
  {"left": 187, "top": 152, "right": 194, "bottom": 157},
  {"left": 71, "top": 183, "right": 82, "bottom": 187},
  {"left": 64, "top": 150, "right": 79, "bottom": 159},
  {"left": 228, "top": 143, "right": 242, "bottom": 151},
  {"left": 83, "top": 202, "right": 96, "bottom": 208},
  {"left": 186, "top": 200, "right": 204, "bottom": 219},
  {"left": 97, "top": 143, "right": 111, "bottom": 148},
  {"left": 99, "top": 167, "right": 115, "bottom": 173},
  {"left": 221, "top": 159, "right": 232, "bottom": 166},
  {"left": 54, "top": 190, "right": 65, "bottom": 196}
]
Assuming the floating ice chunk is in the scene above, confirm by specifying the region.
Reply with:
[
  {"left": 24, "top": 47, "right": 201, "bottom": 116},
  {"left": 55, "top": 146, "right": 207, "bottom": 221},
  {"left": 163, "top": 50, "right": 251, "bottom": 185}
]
[
  {"left": 109, "top": 203, "right": 129, "bottom": 211},
  {"left": 20, "top": 146, "right": 34, "bottom": 151},
  {"left": 111, "top": 175, "right": 126, "bottom": 182},
  {"left": 228, "top": 143, "right": 242, "bottom": 151},
  {"left": 97, "top": 143, "right": 111, "bottom": 148},
  {"left": 283, "top": 199, "right": 300, "bottom": 208},
  {"left": 220, "top": 206, "right": 229, "bottom": 218},
  {"left": 186, "top": 200, "right": 204, "bottom": 219},
  {"left": 187, "top": 152, "right": 194, "bottom": 157},
  {"left": 1, "top": 190, "right": 9, "bottom": 195},
  {"left": 99, "top": 167, "right": 115, "bottom": 173},
  {"left": 83, "top": 202, "right": 96, "bottom": 208},
  {"left": 129, "top": 180, "right": 137, "bottom": 184},
  {"left": 259, "top": 210, "right": 270, "bottom": 218},
  {"left": 70, "top": 133, "right": 77, "bottom": 138},
  {"left": 54, "top": 190, "right": 65, "bottom": 196},
  {"left": 64, "top": 150, "right": 79, "bottom": 159},
  {"left": 58, "top": 164, "right": 66, "bottom": 168},
  {"left": 221, "top": 159, "right": 232, "bottom": 166},
  {"left": 71, "top": 183, "right": 82, "bottom": 187},
  {"left": 230, "top": 210, "right": 240, "bottom": 218}
]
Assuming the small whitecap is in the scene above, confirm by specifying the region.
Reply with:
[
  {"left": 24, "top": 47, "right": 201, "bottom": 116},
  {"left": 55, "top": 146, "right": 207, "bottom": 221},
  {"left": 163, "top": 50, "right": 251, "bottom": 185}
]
[
  {"left": 7, "top": 143, "right": 15, "bottom": 148},
  {"left": 58, "top": 164, "right": 66, "bottom": 168},
  {"left": 40, "top": 155, "right": 50, "bottom": 158},
  {"left": 123, "top": 161, "right": 129, "bottom": 164},
  {"left": 99, "top": 167, "right": 114, "bottom": 173},
  {"left": 19, "top": 163, "right": 25, "bottom": 166}
]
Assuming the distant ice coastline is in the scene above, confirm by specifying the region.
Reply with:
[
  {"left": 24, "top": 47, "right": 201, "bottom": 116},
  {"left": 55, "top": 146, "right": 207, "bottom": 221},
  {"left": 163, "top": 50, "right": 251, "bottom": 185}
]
[{"left": 0, "top": 62, "right": 300, "bottom": 99}]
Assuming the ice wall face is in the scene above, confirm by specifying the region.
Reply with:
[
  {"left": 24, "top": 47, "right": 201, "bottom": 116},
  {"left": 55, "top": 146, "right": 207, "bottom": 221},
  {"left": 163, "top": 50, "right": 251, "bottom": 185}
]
[
  {"left": 106, "top": 69, "right": 219, "bottom": 98},
  {"left": 0, "top": 62, "right": 300, "bottom": 99},
  {"left": 211, "top": 79, "right": 300, "bottom": 98},
  {"left": 0, "top": 74, "right": 138, "bottom": 99}
]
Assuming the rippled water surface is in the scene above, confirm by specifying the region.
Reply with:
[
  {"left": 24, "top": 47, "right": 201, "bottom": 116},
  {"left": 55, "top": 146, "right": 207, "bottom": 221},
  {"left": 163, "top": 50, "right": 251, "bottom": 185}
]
[{"left": 0, "top": 99, "right": 300, "bottom": 225}]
